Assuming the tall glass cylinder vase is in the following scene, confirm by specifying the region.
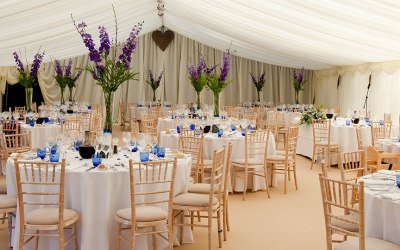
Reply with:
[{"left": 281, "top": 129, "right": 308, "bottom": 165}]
[
  {"left": 25, "top": 88, "right": 33, "bottom": 111},
  {"left": 60, "top": 87, "right": 65, "bottom": 105},
  {"left": 295, "top": 90, "right": 300, "bottom": 104},
  {"left": 213, "top": 92, "right": 220, "bottom": 117},
  {"left": 103, "top": 90, "right": 114, "bottom": 133},
  {"left": 257, "top": 91, "right": 261, "bottom": 102},
  {"left": 152, "top": 89, "right": 156, "bottom": 102},
  {"left": 68, "top": 87, "right": 73, "bottom": 102},
  {"left": 196, "top": 91, "right": 202, "bottom": 109}
]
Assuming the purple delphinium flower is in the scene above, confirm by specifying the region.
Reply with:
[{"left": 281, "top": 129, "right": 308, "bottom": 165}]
[
  {"left": 118, "top": 23, "right": 143, "bottom": 69},
  {"left": 250, "top": 72, "right": 257, "bottom": 84},
  {"left": 218, "top": 52, "right": 231, "bottom": 82},
  {"left": 13, "top": 52, "right": 24, "bottom": 73},
  {"left": 149, "top": 70, "right": 154, "bottom": 83},
  {"left": 292, "top": 68, "right": 305, "bottom": 85},
  {"left": 55, "top": 60, "right": 63, "bottom": 77},
  {"left": 196, "top": 56, "right": 206, "bottom": 76},
  {"left": 260, "top": 72, "right": 265, "bottom": 82},
  {"left": 77, "top": 22, "right": 101, "bottom": 63},
  {"left": 74, "top": 70, "right": 82, "bottom": 81},
  {"left": 157, "top": 71, "right": 163, "bottom": 83},
  {"left": 188, "top": 64, "right": 197, "bottom": 79},
  {"left": 204, "top": 65, "right": 217, "bottom": 75},
  {"left": 65, "top": 60, "right": 73, "bottom": 77},
  {"left": 30, "top": 52, "right": 45, "bottom": 78},
  {"left": 98, "top": 26, "right": 110, "bottom": 56}
]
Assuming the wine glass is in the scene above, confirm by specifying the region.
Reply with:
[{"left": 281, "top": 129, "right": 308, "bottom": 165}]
[
  {"left": 149, "top": 135, "right": 158, "bottom": 155},
  {"left": 46, "top": 137, "right": 56, "bottom": 154},
  {"left": 122, "top": 132, "right": 131, "bottom": 151}
]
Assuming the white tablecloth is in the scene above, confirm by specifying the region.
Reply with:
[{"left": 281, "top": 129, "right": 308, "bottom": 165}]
[
  {"left": 360, "top": 171, "right": 400, "bottom": 245},
  {"left": 378, "top": 139, "right": 400, "bottom": 154},
  {"left": 157, "top": 118, "right": 177, "bottom": 132},
  {"left": 6, "top": 150, "right": 193, "bottom": 250},
  {"left": 20, "top": 123, "right": 61, "bottom": 149},
  {"left": 296, "top": 124, "right": 372, "bottom": 163},
  {"left": 159, "top": 131, "right": 277, "bottom": 191}
]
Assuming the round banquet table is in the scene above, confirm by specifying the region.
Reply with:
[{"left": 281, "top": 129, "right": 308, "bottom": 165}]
[
  {"left": 20, "top": 123, "right": 61, "bottom": 149},
  {"left": 6, "top": 150, "right": 193, "bottom": 250},
  {"left": 296, "top": 124, "right": 372, "bottom": 163},
  {"left": 359, "top": 170, "right": 400, "bottom": 245},
  {"left": 159, "top": 131, "right": 277, "bottom": 191}
]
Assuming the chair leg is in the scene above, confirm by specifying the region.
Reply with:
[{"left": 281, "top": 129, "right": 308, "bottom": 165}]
[
  {"left": 35, "top": 231, "right": 39, "bottom": 250},
  {"left": 152, "top": 226, "right": 157, "bottom": 250},
  {"left": 232, "top": 167, "right": 236, "bottom": 192},
  {"left": 18, "top": 224, "right": 24, "bottom": 250},
  {"left": 243, "top": 168, "right": 248, "bottom": 201},
  {"left": 225, "top": 200, "right": 230, "bottom": 232},
  {"left": 7, "top": 213, "right": 12, "bottom": 248},
  {"left": 59, "top": 227, "right": 64, "bottom": 250},
  {"left": 168, "top": 212, "right": 174, "bottom": 250},
  {"left": 217, "top": 209, "right": 222, "bottom": 248},
  {"left": 327, "top": 147, "right": 331, "bottom": 169},
  {"left": 263, "top": 166, "right": 271, "bottom": 198},
  {"left": 116, "top": 222, "right": 121, "bottom": 250},
  {"left": 293, "top": 163, "right": 298, "bottom": 190},
  {"left": 179, "top": 211, "right": 184, "bottom": 245},
  {"left": 311, "top": 146, "right": 316, "bottom": 169},
  {"left": 222, "top": 202, "right": 227, "bottom": 241},
  {"left": 190, "top": 211, "right": 194, "bottom": 230},
  {"left": 73, "top": 223, "right": 78, "bottom": 250},
  {"left": 284, "top": 164, "right": 288, "bottom": 194}
]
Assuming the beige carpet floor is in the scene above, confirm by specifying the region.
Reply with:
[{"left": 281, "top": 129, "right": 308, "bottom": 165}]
[{"left": 0, "top": 125, "right": 341, "bottom": 250}]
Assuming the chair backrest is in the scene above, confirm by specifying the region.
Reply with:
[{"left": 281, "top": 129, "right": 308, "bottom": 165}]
[
  {"left": 15, "top": 107, "right": 26, "bottom": 116},
  {"left": 14, "top": 159, "right": 67, "bottom": 228},
  {"left": 384, "top": 113, "right": 391, "bottom": 122},
  {"left": 277, "top": 112, "right": 286, "bottom": 128},
  {"left": 245, "top": 130, "right": 270, "bottom": 163},
  {"left": 355, "top": 127, "right": 363, "bottom": 150},
  {"left": 128, "top": 158, "right": 177, "bottom": 222},
  {"left": 265, "top": 109, "right": 277, "bottom": 135},
  {"left": 312, "top": 119, "right": 331, "bottom": 145},
  {"left": 142, "top": 119, "right": 157, "bottom": 133},
  {"left": 1, "top": 119, "right": 19, "bottom": 134},
  {"left": 207, "top": 147, "right": 226, "bottom": 205},
  {"left": 2, "top": 132, "right": 31, "bottom": 157},
  {"left": 319, "top": 174, "right": 364, "bottom": 250},
  {"left": 130, "top": 121, "right": 140, "bottom": 133},
  {"left": 340, "top": 150, "right": 367, "bottom": 183},
  {"left": 285, "top": 126, "right": 299, "bottom": 160},
  {"left": 89, "top": 113, "right": 102, "bottom": 131},
  {"left": 371, "top": 122, "right": 385, "bottom": 146},
  {"left": 180, "top": 133, "right": 204, "bottom": 183},
  {"left": 61, "top": 119, "right": 81, "bottom": 133}
]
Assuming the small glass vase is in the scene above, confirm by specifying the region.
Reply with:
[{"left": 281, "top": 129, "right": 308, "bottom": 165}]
[
  {"left": 152, "top": 89, "right": 156, "bottom": 102},
  {"left": 103, "top": 90, "right": 114, "bottom": 133},
  {"left": 257, "top": 90, "right": 261, "bottom": 102},
  {"left": 60, "top": 87, "right": 65, "bottom": 105},
  {"left": 213, "top": 92, "right": 220, "bottom": 117},
  {"left": 25, "top": 88, "right": 33, "bottom": 111}
]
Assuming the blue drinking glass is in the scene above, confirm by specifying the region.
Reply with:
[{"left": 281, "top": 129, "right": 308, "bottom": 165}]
[
  {"left": 92, "top": 153, "right": 102, "bottom": 167},
  {"left": 380, "top": 120, "right": 385, "bottom": 126},
  {"left": 29, "top": 119, "right": 35, "bottom": 127},
  {"left": 365, "top": 117, "right": 370, "bottom": 123},
  {"left": 74, "top": 140, "right": 83, "bottom": 151},
  {"left": 51, "top": 145, "right": 58, "bottom": 155},
  {"left": 43, "top": 117, "right": 49, "bottom": 123},
  {"left": 346, "top": 120, "right": 351, "bottom": 126},
  {"left": 231, "top": 124, "right": 237, "bottom": 131},
  {"left": 140, "top": 151, "right": 149, "bottom": 162},
  {"left": 190, "top": 124, "right": 195, "bottom": 130},
  {"left": 217, "top": 129, "right": 223, "bottom": 137},
  {"left": 50, "top": 153, "right": 60, "bottom": 162},
  {"left": 157, "top": 147, "right": 166, "bottom": 158},
  {"left": 396, "top": 174, "right": 400, "bottom": 189},
  {"left": 241, "top": 130, "right": 246, "bottom": 136},
  {"left": 176, "top": 125, "right": 181, "bottom": 134},
  {"left": 37, "top": 147, "right": 46, "bottom": 160}
]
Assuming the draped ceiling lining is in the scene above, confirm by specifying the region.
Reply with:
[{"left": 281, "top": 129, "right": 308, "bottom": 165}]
[{"left": 2, "top": 0, "right": 400, "bottom": 69}]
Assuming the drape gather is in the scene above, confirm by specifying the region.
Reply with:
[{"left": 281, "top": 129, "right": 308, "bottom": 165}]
[{"left": 0, "top": 32, "right": 315, "bottom": 119}]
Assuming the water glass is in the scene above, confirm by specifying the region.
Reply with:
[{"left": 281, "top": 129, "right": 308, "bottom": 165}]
[
  {"left": 231, "top": 124, "right": 237, "bottom": 131},
  {"left": 241, "top": 129, "right": 246, "bottom": 136},
  {"left": 37, "top": 147, "right": 46, "bottom": 160},
  {"left": 176, "top": 125, "right": 181, "bottom": 134},
  {"left": 50, "top": 145, "right": 58, "bottom": 155},
  {"left": 397, "top": 174, "right": 400, "bottom": 189},
  {"left": 140, "top": 151, "right": 149, "bottom": 162},
  {"left": 157, "top": 147, "right": 165, "bottom": 158},
  {"left": 50, "top": 153, "right": 60, "bottom": 163},
  {"left": 190, "top": 123, "right": 195, "bottom": 130},
  {"left": 379, "top": 120, "right": 385, "bottom": 126},
  {"left": 92, "top": 153, "right": 102, "bottom": 167},
  {"left": 346, "top": 120, "right": 351, "bottom": 126},
  {"left": 217, "top": 129, "right": 223, "bottom": 137},
  {"left": 74, "top": 140, "right": 83, "bottom": 151}
]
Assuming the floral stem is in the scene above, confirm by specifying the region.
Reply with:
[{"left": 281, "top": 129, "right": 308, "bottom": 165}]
[{"left": 103, "top": 91, "right": 113, "bottom": 133}]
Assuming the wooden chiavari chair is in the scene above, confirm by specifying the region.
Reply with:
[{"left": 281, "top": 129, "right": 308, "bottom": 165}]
[
  {"left": 115, "top": 159, "right": 177, "bottom": 250},
  {"left": 61, "top": 119, "right": 81, "bottom": 133},
  {"left": 15, "top": 107, "right": 26, "bottom": 118},
  {"left": 130, "top": 121, "right": 140, "bottom": 133},
  {"left": 0, "top": 194, "right": 17, "bottom": 248},
  {"left": 319, "top": 174, "right": 400, "bottom": 250},
  {"left": 142, "top": 118, "right": 157, "bottom": 133},
  {"left": 1, "top": 132, "right": 31, "bottom": 159},
  {"left": 119, "top": 102, "right": 131, "bottom": 131},
  {"left": 371, "top": 121, "right": 386, "bottom": 148},
  {"left": 14, "top": 159, "right": 79, "bottom": 250},
  {"left": 232, "top": 130, "right": 271, "bottom": 200},
  {"left": 267, "top": 126, "right": 299, "bottom": 194},
  {"left": 173, "top": 147, "right": 225, "bottom": 250},
  {"left": 310, "top": 119, "right": 340, "bottom": 170},
  {"left": 1, "top": 119, "right": 19, "bottom": 134}
]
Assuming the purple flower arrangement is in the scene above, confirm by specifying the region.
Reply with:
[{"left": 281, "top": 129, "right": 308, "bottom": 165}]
[
  {"left": 146, "top": 70, "right": 164, "bottom": 101},
  {"left": 12, "top": 50, "right": 45, "bottom": 88},
  {"left": 250, "top": 71, "right": 266, "bottom": 102},
  {"left": 54, "top": 59, "right": 82, "bottom": 104},
  {"left": 292, "top": 67, "right": 306, "bottom": 91},
  {"left": 71, "top": 6, "right": 142, "bottom": 132}
]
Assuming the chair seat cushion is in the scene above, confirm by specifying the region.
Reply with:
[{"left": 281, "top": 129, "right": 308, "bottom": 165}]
[
  {"left": 0, "top": 195, "right": 17, "bottom": 209},
  {"left": 173, "top": 193, "right": 218, "bottom": 207},
  {"left": 276, "top": 150, "right": 285, "bottom": 155},
  {"left": 232, "top": 158, "right": 264, "bottom": 166},
  {"left": 331, "top": 213, "right": 359, "bottom": 233},
  {"left": 316, "top": 141, "right": 339, "bottom": 146},
  {"left": 203, "top": 159, "right": 213, "bottom": 166},
  {"left": 335, "top": 237, "right": 400, "bottom": 250},
  {"left": 26, "top": 208, "right": 78, "bottom": 225},
  {"left": 188, "top": 183, "right": 211, "bottom": 194},
  {"left": 116, "top": 206, "right": 167, "bottom": 222},
  {"left": 267, "top": 155, "right": 293, "bottom": 161}
]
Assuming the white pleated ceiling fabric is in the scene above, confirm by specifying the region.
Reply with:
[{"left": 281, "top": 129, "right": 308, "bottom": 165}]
[{"left": 2, "top": 0, "right": 400, "bottom": 69}]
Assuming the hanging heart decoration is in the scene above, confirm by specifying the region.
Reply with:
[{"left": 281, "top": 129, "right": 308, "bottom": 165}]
[{"left": 152, "top": 29, "right": 174, "bottom": 51}]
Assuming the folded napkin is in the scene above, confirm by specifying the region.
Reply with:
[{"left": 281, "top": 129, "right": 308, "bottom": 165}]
[
  {"left": 381, "top": 192, "right": 400, "bottom": 201},
  {"left": 361, "top": 179, "right": 394, "bottom": 187}
]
